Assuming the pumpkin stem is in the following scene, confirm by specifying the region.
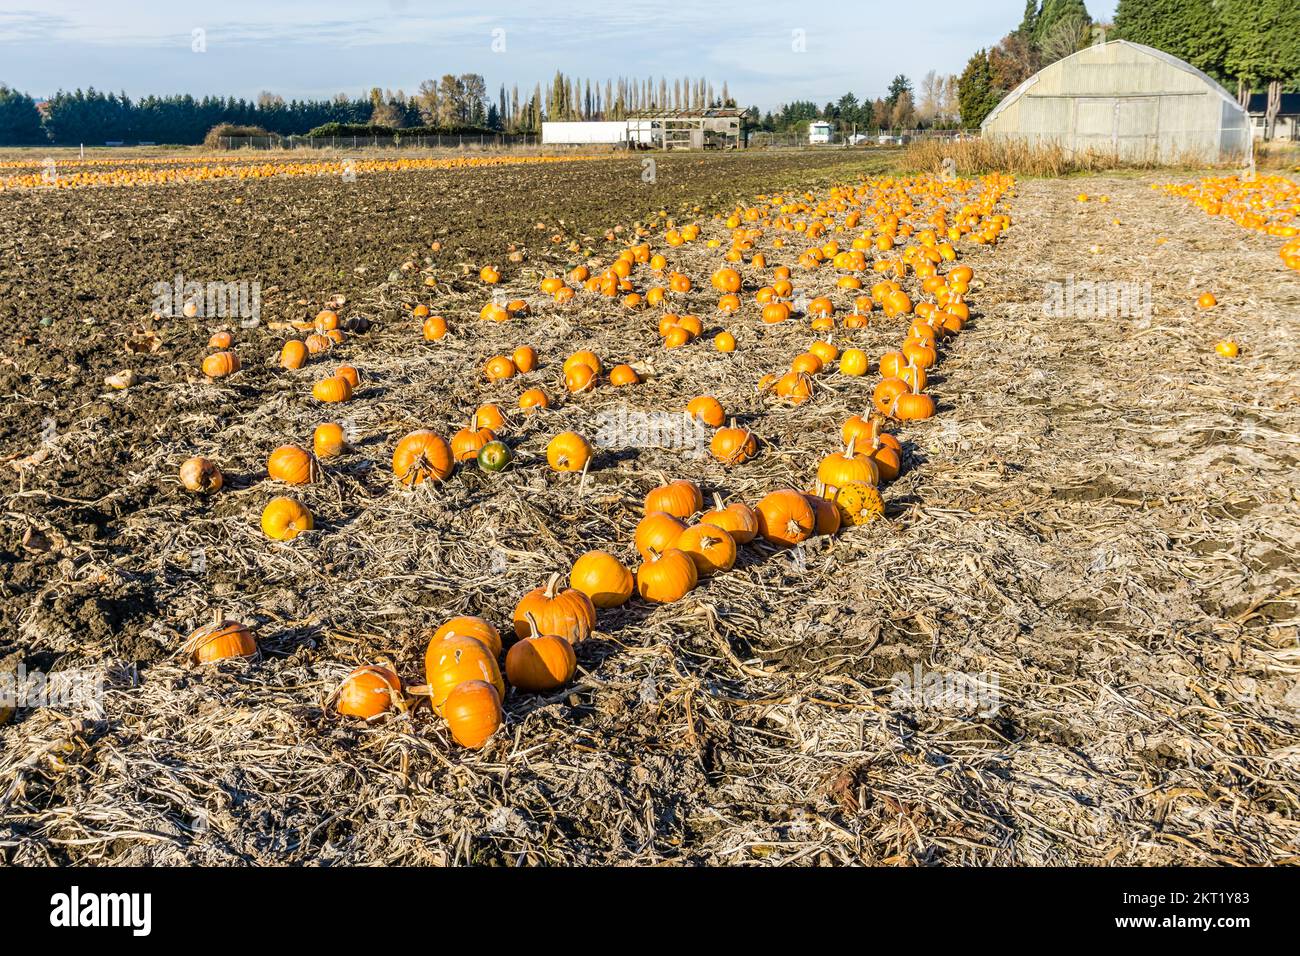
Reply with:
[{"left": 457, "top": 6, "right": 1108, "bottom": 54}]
[
  {"left": 845, "top": 435, "right": 857, "bottom": 458},
  {"left": 543, "top": 572, "right": 561, "bottom": 600},
  {"left": 712, "top": 492, "right": 725, "bottom": 511},
  {"left": 524, "top": 611, "right": 541, "bottom": 641}
]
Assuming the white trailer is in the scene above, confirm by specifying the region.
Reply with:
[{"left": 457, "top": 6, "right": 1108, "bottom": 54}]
[
  {"left": 809, "top": 121, "right": 833, "bottom": 145},
  {"left": 541, "top": 121, "right": 630, "bottom": 145}
]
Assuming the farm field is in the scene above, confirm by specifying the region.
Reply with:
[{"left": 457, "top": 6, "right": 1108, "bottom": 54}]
[{"left": 0, "top": 149, "right": 1297, "bottom": 866}]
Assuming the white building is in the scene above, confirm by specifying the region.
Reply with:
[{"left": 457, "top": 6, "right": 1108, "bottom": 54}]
[
  {"left": 541, "top": 121, "right": 631, "bottom": 146},
  {"left": 809, "top": 121, "right": 833, "bottom": 145}
]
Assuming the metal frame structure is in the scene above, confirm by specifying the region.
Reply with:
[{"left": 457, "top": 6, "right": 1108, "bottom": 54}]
[{"left": 626, "top": 108, "right": 750, "bottom": 150}]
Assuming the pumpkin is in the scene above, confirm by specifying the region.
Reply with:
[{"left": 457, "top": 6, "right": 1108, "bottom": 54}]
[
  {"left": 185, "top": 618, "right": 257, "bottom": 664},
  {"left": 335, "top": 665, "right": 402, "bottom": 719},
  {"left": 424, "top": 633, "right": 505, "bottom": 710},
  {"left": 208, "top": 330, "right": 233, "bottom": 349},
  {"left": 546, "top": 431, "right": 592, "bottom": 472},
  {"left": 791, "top": 352, "right": 824, "bottom": 375},
  {"left": 313, "top": 423, "right": 346, "bottom": 459},
  {"left": 477, "top": 440, "right": 513, "bottom": 472},
  {"left": 570, "top": 550, "right": 635, "bottom": 608},
  {"left": 305, "top": 333, "right": 332, "bottom": 354},
  {"left": 474, "top": 404, "right": 506, "bottom": 430},
  {"left": 279, "top": 340, "right": 308, "bottom": 369},
  {"left": 336, "top": 365, "right": 360, "bottom": 388},
  {"left": 645, "top": 479, "right": 703, "bottom": 518},
  {"left": 879, "top": 351, "right": 908, "bottom": 379},
  {"left": 451, "top": 423, "right": 494, "bottom": 462},
  {"left": 711, "top": 267, "right": 741, "bottom": 293},
  {"left": 893, "top": 391, "right": 936, "bottom": 421},
  {"left": 512, "top": 572, "right": 596, "bottom": 642},
  {"left": 518, "top": 387, "right": 550, "bottom": 412},
  {"left": 636, "top": 548, "right": 698, "bottom": 603},
  {"left": 392, "top": 430, "right": 454, "bottom": 485},
  {"left": 810, "top": 340, "right": 839, "bottom": 364},
  {"left": 479, "top": 265, "right": 501, "bottom": 284},
  {"left": 635, "top": 512, "right": 686, "bottom": 559},
  {"left": 314, "top": 310, "right": 340, "bottom": 332},
  {"left": 804, "top": 489, "right": 841, "bottom": 536},
  {"left": 506, "top": 619, "right": 577, "bottom": 692},
  {"left": 699, "top": 494, "right": 759, "bottom": 544},
  {"left": 564, "top": 350, "right": 602, "bottom": 377},
  {"left": 686, "top": 396, "right": 725, "bottom": 427},
  {"left": 666, "top": 326, "right": 695, "bottom": 350},
  {"left": 441, "top": 680, "right": 502, "bottom": 749},
  {"left": 873, "top": 378, "right": 909, "bottom": 415},
  {"left": 714, "top": 331, "right": 737, "bottom": 352},
  {"left": 485, "top": 355, "right": 517, "bottom": 381},
  {"left": 312, "top": 375, "right": 353, "bottom": 403},
  {"left": 432, "top": 615, "right": 503, "bottom": 657},
  {"left": 676, "top": 523, "right": 738, "bottom": 577},
  {"left": 1197, "top": 292, "right": 1217, "bottom": 309},
  {"left": 839, "top": 348, "right": 869, "bottom": 376},
  {"left": 679, "top": 316, "right": 704, "bottom": 338},
  {"left": 512, "top": 346, "right": 538, "bottom": 373},
  {"left": 755, "top": 489, "right": 815, "bottom": 546},
  {"left": 423, "top": 315, "right": 448, "bottom": 340},
  {"left": 817, "top": 438, "right": 879, "bottom": 489},
  {"left": 1214, "top": 339, "right": 1239, "bottom": 358},
  {"left": 179, "top": 456, "right": 223, "bottom": 493},
  {"left": 202, "top": 351, "right": 240, "bottom": 379},
  {"left": 832, "top": 480, "right": 885, "bottom": 526},
  {"left": 761, "top": 302, "right": 791, "bottom": 324},
  {"left": 608, "top": 364, "right": 640, "bottom": 386},
  {"left": 267, "top": 445, "right": 318, "bottom": 484},
  {"left": 261, "top": 496, "right": 313, "bottom": 540},
  {"left": 710, "top": 423, "right": 758, "bottom": 465},
  {"left": 775, "top": 371, "right": 814, "bottom": 404},
  {"left": 564, "top": 362, "right": 597, "bottom": 393}
]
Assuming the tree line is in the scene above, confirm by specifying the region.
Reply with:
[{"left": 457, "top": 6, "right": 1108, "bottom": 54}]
[
  {"left": 957, "top": 0, "right": 1300, "bottom": 130},
  {"left": 752, "top": 72, "right": 961, "bottom": 136},
  {"left": 0, "top": 70, "right": 742, "bottom": 146}
]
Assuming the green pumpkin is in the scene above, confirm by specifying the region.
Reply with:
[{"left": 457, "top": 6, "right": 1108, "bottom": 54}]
[{"left": 477, "top": 440, "right": 513, "bottom": 473}]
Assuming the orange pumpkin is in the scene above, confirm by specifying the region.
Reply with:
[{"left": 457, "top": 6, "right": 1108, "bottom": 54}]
[
  {"left": 260, "top": 496, "right": 313, "bottom": 540},
  {"left": 756, "top": 489, "right": 815, "bottom": 546},
  {"left": 645, "top": 479, "right": 703, "bottom": 519},
  {"left": 335, "top": 665, "right": 402, "bottom": 719},
  {"left": 441, "top": 680, "right": 502, "bottom": 749},
  {"left": 424, "top": 633, "right": 505, "bottom": 710},
  {"left": 392, "top": 430, "right": 453, "bottom": 485},
  {"left": 506, "top": 622, "right": 577, "bottom": 692},
  {"left": 569, "top": 550, "right": 635, "bottom": 608},
  {"left": 512, "top": 573, "right": 597, "bottom": 642},
  {"left": 267, "top": 445, "right": 318, "bottom": 484},
  {"left": 185, "top": 618, "right": 257, "bottom": 664}
]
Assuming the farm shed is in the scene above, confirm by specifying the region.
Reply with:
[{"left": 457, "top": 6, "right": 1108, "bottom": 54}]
[
  {"left": 981, "top": 40, "right": 1251, "bottom": 163},
  {"left": 626, "top": 108, "right": 749, "bottom": 150}
]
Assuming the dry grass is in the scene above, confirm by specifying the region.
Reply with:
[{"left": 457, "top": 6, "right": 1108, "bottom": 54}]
[{"left": 903, "top": 137, "right": 1240, "bottom": 178}]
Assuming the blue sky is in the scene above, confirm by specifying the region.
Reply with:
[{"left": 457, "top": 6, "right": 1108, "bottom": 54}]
[{"left": 0, "top": 0, "right": 1118, "bottom": 111}]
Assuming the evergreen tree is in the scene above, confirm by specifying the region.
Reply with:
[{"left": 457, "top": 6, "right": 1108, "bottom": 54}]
[
  {"left": 957, "top": 50, "right": 1001, "bottom": 128},
  {"left": 1113, "top": 0, "right": 1227, "bottom": 77},
  {"left": 0, "top": 84, "right": 46, "bottom": 144}
]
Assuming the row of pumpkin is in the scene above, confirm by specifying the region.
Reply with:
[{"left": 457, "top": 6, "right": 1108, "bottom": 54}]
[{"left": 179, "top": 172, "right": 1015, "bottom": 747}]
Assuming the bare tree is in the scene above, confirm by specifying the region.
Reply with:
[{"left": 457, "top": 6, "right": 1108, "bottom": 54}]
[
  {"left": 1040, "top": 15, "right": 1090, "bottom": 66},
  {"left": 917, "top": 70, "right": 943, "bottom": 123}
]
